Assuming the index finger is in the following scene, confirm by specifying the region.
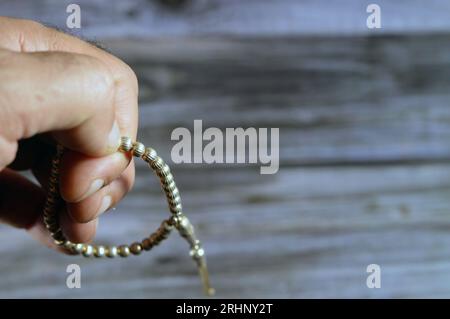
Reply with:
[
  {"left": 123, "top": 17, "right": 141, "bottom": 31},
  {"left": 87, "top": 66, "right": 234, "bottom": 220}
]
[{"left": 0, "top": 16, "right": 139, "bottom": 141}]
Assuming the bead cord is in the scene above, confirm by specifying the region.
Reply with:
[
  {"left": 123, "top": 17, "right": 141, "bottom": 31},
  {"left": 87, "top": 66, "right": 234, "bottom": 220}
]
[{"left": 42, "top": 137, "right": 215, "bottom": 296}]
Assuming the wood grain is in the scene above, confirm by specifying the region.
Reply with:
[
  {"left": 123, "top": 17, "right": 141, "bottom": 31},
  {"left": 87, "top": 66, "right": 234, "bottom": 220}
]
[
  {"left": 1, "top": 0, "right": 450, "bottom": 36},
  {"left": 1, "top": 2, "right": 450, "bottom": 298}
]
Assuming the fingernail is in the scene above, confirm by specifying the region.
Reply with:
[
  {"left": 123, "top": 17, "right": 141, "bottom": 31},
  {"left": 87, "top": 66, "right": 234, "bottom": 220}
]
[
  {"left": 107, "top": 121, "right": 121, "bottom": 153},
  {"left": 81, "top": 179, "right": 104, "bottom": 201},
  {"left": 97, "top": 195, "right": 112, "bottom": 216}
]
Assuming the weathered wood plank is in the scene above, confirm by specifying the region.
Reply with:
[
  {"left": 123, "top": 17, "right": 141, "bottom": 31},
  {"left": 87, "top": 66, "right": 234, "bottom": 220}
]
[
  {"left": 3, "top": 163, "right": 450, "bottom": 298},
  {"left": 1, "top": 2, "right": 450, "bottom": 298},
  {"left": 107, "top": 35, "right": 450, "bottom": 166},
  {"left": 1, "top": 0, "right": 449, "bottom": 37}
]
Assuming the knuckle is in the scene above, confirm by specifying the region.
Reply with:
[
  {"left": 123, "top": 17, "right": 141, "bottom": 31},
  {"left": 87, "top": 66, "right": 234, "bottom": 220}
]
[
  {"left": 122, "top": 63, "right": 139, "bottom": 94},
  {"left": 82, "top": 56, "right": 115, "bottom": 108}
]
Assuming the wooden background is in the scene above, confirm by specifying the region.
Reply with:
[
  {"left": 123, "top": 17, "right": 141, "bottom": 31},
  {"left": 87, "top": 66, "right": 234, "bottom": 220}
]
[{"left": 1, "top": 0, "right": 450, "bottom": 298}]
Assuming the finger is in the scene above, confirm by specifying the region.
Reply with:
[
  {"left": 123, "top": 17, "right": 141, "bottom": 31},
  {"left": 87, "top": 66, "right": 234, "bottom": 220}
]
[
  {"left": 67, "top": 163, "right": 135, "bottom": 223},
  {"left": 59, "top": 149, "right": 132, "bottom": 203},
  {"left": 30, "top": 151, "right": 100, "bottom": 244},
  {"left": 60, "top": 208, "right": 98, "bottom": 243},
  {"left": 28, "top": 214, "right": 76, "bottom": 255},
  {"left": 0, "top": 17, "right": 139, "bottom": 141},
  {"left": 0, "top": 48, "right": 120, "bottom": 158},
  {"left": 0, "top": 168, "right": 76, "bottom": 253},
  {"left": 1, "top": 18, "right": 139, "bottom": 205}
]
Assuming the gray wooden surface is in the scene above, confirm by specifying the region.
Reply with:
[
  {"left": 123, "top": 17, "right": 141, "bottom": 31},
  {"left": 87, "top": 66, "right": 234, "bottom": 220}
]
[{"left": 1, "top": 1, "right": 450, "bottom": 298}]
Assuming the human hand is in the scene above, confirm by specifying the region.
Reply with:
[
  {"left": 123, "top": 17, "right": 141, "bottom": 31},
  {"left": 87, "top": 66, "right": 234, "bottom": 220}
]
[{"left": 0, "top": 17, "right": 138, "bottom": 251}]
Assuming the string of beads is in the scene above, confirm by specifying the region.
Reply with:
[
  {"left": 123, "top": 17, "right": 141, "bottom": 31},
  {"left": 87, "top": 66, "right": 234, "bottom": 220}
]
[{"left": 43, "top": 137, "right": 214, "bottom": 296}]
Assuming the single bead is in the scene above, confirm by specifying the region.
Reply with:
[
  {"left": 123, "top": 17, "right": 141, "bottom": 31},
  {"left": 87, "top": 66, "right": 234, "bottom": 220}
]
[
  {"left": 51, "top": 230, "right": 65, "bottom": 241},
  {"left": 170, "top": 202, "right": 183, "bottom": 214},
  {"left": 48, "top": 184, "right": 58, "bottom": 193},
  {"left": 142, "top": 147, "right": 157, "bottom": 163},
  {"left": 73, "top": 243, "right": 84, "bottom": 254},
  {"left": 82, "top": 244, "right": 94, "bottom": 257},
  {"left": 118, "top": 245, "right": 130, "bottom": 257},
  {"left": 130, "top": 242, "right": 143, "bottom": 255},
  {"left": 151, "top": 157, "right": 165, "bottom": 170},
  {"left": 178, "top": 215, "right": 190, "bottom": 229},
  {"left": 63, "top": 241, "right": 75, "bottom": 251},
  {"left": 164, "top": 172, "right": 174, "bottom": 183},
  {"left": 149, "top": 233, "right": 160, "bottom": 245},
  {"left": 169, "top": 187, "right": 180, "bottom": 198},
  {"left": 44, "top": 221, "right": 56, "bottom": 231},
  {"left": 142, "top": 238, "right": 153, "bottom": 251},
  {"left": 119, "top": 136, "right": 133, "bottom": 152},
  {"left": 49, "top": 175, "right": 58, "bottom": 184},
  {"left": 54, "top": 239, "right": 65, "bottom": 246},
  {"left": 47, "top": 195, "right": 56, "bottom": 205},
  {"left": 94, "top": 245, "right": 106, "bottom": 257},
  {"left": 157, "top": 164, "right": 171, "bottom": 178},
  {"left": 163, "top": 180, "right": 176, "bottom": 192},
  {"left": 190, "top": 247, "right": 205, "bottom": 259},
  {"left": 169, "top": 195, "right": 181, "bottom": 207},
  {"left": 106, "top": 246, "right": 118, "bottom": 258},
  {"left": 132, "top": 142, "right": 145, "bottom": 157},
  {"left": 169, "top": 215, "right": 181, "bottom": 227},
  {"left": 163, "top": 220, "right": 174, "bottom": 232}
]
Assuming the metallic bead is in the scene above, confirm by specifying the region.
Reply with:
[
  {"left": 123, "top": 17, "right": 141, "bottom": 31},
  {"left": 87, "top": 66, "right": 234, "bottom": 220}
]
[
  {"left": 190, "top": 247, "right": 205, "bottom": 259},
  {"left": 141, "top": 238, "right": 153, "bottom": 251},
  {"left": 169, "top": 195, "right": 181, "bottom": 207},
  {"left": 46, "top": 224, "right": 60, "bottom": 234},
  {"left": 94, "top": 245, "right": 106, "bottom": 257},
  {"left": 164, "top": 173, "right": 174, "bottom": 183},
  {"left": 54, "top": 239, "right": 65, "bottom": 246},
  {"left": 170, "top": 202, "right": 183, "bottom": 214},
  {"left": 63, "top": 241, "right": 75, "bottom": 251},
  {"left": 163, "top": 220, "right": 174, "bottom": 232},
  {"left": 149, "top": 233, "right": 160, "bottom": 245},
  {"left": 47, "top": 195, "right": 56, "bottom": 205},
  {"left": 51, "top": 230, "right": 65, "bottom": 241},
  {"left": 130, "top": 242, "right": 143, "bottom": 255},
  {"left": 168, "top": 187, "right": 180, "bottom": 198},
  {"left": 44, "top": 221, "right": 56, "bottom": 231},
  {"left": 151, "top": 157, "right": 165, "bottom": 170},
  {"left": 164, "top": 180, "right": 176, "bottom": 192},
  {"left": 82, "top": 244, "right": 94, "bottom": 257},
  {"left": 119, "top": 136, "right": 133, "bottom": 152},
  {"left": 132, "top": 142, "right": 145, "bottom": 157},
  {"left": 118, "top": 245, "right": 130, "bottom": 257},
  {"left": 106, "top": 246, "right": 118, "bottom": 258},
  {"left": 169, "top": 215, "right": 182, "bottom": 227},
  {"left": 142, "top": 147, "right": 157, "bottom": 163},
  {"left": 73, "top": 243, "right": 84, "bottom": 254},
  {"left": 178, "top": 215, "right": 190, "bottom": 229},
  {"left": 157, "top": 164, "right": 171, "bottom": 178}
]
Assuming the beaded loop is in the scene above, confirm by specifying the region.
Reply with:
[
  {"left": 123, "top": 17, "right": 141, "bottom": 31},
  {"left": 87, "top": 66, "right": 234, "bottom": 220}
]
[{"left": 43, "top": 137, "right": 214, "bottom": 296}]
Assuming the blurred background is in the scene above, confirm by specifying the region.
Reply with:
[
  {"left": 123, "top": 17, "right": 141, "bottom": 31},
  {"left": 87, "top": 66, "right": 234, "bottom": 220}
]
[{"left": 1, "top": 0, "right": 450, "bottom": 298}]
